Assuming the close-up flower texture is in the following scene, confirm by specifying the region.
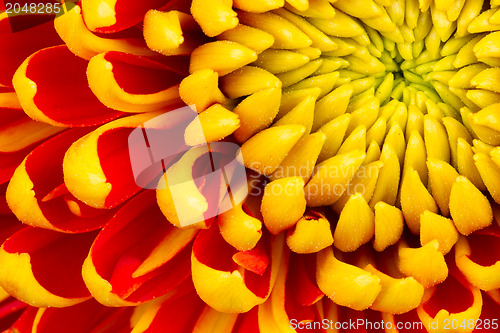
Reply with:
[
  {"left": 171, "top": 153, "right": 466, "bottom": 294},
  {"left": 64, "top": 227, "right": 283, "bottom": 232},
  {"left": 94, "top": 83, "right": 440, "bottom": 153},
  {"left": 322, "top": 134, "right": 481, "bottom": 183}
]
[{"left": 2, "top": 0, "right": 500, "bottom": 331}]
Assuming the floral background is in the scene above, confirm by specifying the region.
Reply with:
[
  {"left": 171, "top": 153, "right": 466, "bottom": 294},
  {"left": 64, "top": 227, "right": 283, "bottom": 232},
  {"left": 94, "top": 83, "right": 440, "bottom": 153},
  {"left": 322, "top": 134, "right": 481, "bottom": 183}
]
[{"left": 1, "top": 0, "right": 500, "bottom": 331}]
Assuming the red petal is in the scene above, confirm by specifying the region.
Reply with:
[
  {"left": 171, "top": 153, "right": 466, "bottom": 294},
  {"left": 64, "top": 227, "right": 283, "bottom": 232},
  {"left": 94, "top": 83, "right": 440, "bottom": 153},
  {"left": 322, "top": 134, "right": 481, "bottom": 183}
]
[
  {"left": 4, "top": 307, "right": 37, "bottom": 333},
  {"left": 13, "top": 46, "right": 124, "bottom": 126},
  {"left": 33, "top": 299, "right": 133, "bottom": 333},
  {"left": 232, "top": 240, "right": 269, "bottom": 276},
  {"left": 287, "top": 253, "right": 324, "bottom": 306}
]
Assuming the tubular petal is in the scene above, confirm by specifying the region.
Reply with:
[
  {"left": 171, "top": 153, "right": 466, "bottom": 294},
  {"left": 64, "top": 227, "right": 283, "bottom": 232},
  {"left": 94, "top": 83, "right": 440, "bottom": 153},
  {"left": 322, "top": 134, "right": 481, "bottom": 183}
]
[
  {"left": 55, "top": 4, "right": 155, "bottom": 60},
  {"left": 184, "top": 104, "right": 240, "bottom": 145},
  {"left": 365, "top": 264, "right": 424, "bottom": 314},
  {"left": 218, "top": 203, "right": 262, "bottom": 251},
  {"left": 455, "top": 232, "right": 500, "bottom": 291}
]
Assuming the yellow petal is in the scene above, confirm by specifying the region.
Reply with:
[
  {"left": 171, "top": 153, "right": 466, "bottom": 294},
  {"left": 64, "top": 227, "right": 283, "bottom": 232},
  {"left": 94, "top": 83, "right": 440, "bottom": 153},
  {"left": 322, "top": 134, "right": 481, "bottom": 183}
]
[
  {"left": 253, "top": 49, "right": 309, "bottom": 74},
  {"left": 316, "top": 247, "right": 381, "bottom": 310},
  {"left": 309, "top": 9, "right": 365, "bottom": 37},
  {"left": 365, "top": 264, "right": 424, "bottom": 314},
  {"left": 218, "top": 203, "right": 262, "bottom": 251},
  {"left": 273, "top": 95, "right": 316, "bottom": 135},
  {"left": 304, "top": 150, "right": 365, "bottom": 206},
  {"left": 233, "top": 88, "right": 281, "bottom": 143},
  {"left": 457, "top": 138, "right": 487, "bottom": 190},
  {"left": 442, "top": 116, "right": 473, "bottom": 168},
  {"left": 220, "top": 66, "right": 281, "bottom": 99},
  {"left": 474, "top": 152, "right": 500, "bottom": 203},
  {"left": 449, "top": 176, "right": 493, "bottom": 235},
  {"left": 241, "top": 125, "right": 306, "bottom": 175},
  {"left": 403, "top": 130, "right": 427, "bottom": 185},
  {"left": 337, "top": 125, "right": 366, "bottom": 155},
  {"left": 317, "top": 114, "right": 351, "bottom": 162},
  {"left": 369, "top": 144, "right": 400, "bottom": 207},
  {"left": 217, "top": 24, "right": 275, "bottom": 54},
  {"left": 420, "top": 211, "right": 459, "bottom": 255},
  {"left": 333, "top": 193, "right": 375, "bottom": 252},
  {"left": 471, "top": 67, "right": 500, "bottom": 94},
  {"left": 238, "top": 11, "right": 312, "bottom": 49},
  {"left": 373, "top": 201, "right": 404, "bottom": 252},
  {"left": 269, "top": 132, "right": 326, "bottom": 183},
  {"left": 397, "top": 240, "right": 448, "bottom": 288},
  {"left": 400, "top": 168, "right": 438, "bottom": 234},
  {"left": 424, "top": 115, "right": 451, "bottom": 163},
  {"left": 427, "top": 158, "right": 459, "bottom": 216},
  {"left": 233, "top": 0, "right": 284, "bottom": 12},
  {"left": 190, "top": 0, "right": 238, "bottom": 37},
  {"left": 261, "top": 177, "right": 306, "bottom": 234},
  {"left": 332, "top": 161, "right": 383, "bottom": 214},
  {"left": 312, "top": 83, "right": 353, "bottom": 131},
  {"left": 184, "top": 104, "right": 240, "bottom": 145},
  {"left": 179, "top": 70, "right": 228, "bottom": 113},
  {"left": 143, "top": 10, "right": 197, "bottom": 56},
  {"left": 189, "top": 41, "right": 257, "bottom": 76}
]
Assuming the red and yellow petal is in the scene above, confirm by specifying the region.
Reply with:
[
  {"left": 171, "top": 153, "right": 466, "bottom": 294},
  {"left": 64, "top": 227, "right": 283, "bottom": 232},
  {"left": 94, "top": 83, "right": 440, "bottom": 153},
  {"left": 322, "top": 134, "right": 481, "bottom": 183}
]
[
  {"left": 63, "top": 112, "right": 164, "bottom": 209},
  {"left": 0, "top": 227, "right": 96, "bottom": 307},
  {"left": 12, "top": 46, "right": 124, "bottom": 127},
  {"left": 455, "top": 226, "right": 500, "bottom": 291},
  {"left": 192, "top": 223, "right": 284, "bottom": 313},
  {"left": 6, "top": 128, "right": 119, "bottom": 233}
]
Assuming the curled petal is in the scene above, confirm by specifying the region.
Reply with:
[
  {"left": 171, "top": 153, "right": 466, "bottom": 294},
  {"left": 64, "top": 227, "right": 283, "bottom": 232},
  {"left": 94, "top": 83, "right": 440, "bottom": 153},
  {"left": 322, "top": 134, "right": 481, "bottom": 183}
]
[
  {"left": 192, "top": 224, "right": 284, "bottom": 313},
  {"left": 218, "top": 202, "right": 262, "bottom": 252},
  {"left": 12, "top": 46, "right": 123, "bottom": 127},
  {"left": 217, "top": 24, "right": 275, "bottom": 54},
  {"left": 397, "top": 240, "right": 448, "bottom": 288},
  {"left": 455, "top": 228, "right": 500, "bottom": 291},
  {"left": 221, "top": 66, "right": 282, "bottom": 99},
  {"left": 365, "top": 264, "right": 424, "bottom": 314},
  {"left": 82, "top": 191, "right": 195, "bottom": 306},
  {"left": 417, "top": 272, "right": 482, "bottom": 333},
  {"left": 184, "top": 104, "right": 240, "bottom": 145},
  {"left": 6, "top": 129, "right": 118, "bottom": 233},
  {"left": 55, "top": 4, "right": 155, "bottom": 60},
  {"left": 0, "top": 227, "right": 96, "bottom": 307},
  {"left": 87, "top": 51, "right": 185, "bottom": 113},
  {"left": 420, "top": 211, "right": 459, "bottom": 255},
  {"left": 316, "top": 246, "right": 381, "bottom": 310}
]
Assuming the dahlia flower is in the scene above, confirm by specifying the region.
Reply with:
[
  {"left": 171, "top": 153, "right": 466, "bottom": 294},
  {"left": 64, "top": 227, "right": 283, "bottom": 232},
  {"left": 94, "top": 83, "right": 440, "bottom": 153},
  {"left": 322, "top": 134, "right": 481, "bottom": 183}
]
[{"left": 1, "top": 0, "right": 500, "bottom": 331}]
